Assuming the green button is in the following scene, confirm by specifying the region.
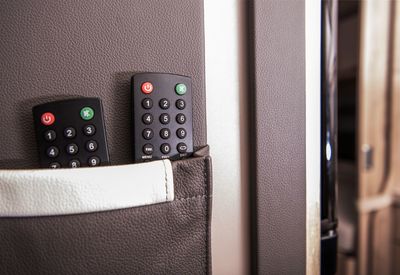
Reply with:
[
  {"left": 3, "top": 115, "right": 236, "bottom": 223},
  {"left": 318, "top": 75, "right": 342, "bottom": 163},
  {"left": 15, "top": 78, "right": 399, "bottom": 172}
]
[
  {"left": 80, "top": 107, "right": 95, "bottom": 120},
  {"left": 175, "top": 83, "right": 187, "bottom": 95}
]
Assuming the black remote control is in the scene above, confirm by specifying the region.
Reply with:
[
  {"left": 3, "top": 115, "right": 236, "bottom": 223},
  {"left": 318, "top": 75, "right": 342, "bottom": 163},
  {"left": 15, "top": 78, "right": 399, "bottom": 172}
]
[
  {"left": 33, "top": 98, "right": 110, "bottom": 168},
  {"left": 132, "top": 73, "right": 193, "bottom": 162}
]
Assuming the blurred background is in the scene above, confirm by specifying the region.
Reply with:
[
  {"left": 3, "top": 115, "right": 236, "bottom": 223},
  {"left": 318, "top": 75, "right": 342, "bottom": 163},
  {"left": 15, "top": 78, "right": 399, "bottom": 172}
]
[{"left": 335, "top": 1, "right": 400, "bottom": 274}]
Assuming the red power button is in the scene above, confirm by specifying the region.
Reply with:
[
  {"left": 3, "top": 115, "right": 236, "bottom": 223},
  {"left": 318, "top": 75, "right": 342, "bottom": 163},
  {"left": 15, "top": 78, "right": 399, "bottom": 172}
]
[
  {"left": 41, "top": 112, "right": 55, "bottom": 126},
  {"left": 141, "top": 82, "right": 154, "bottom": 94}
]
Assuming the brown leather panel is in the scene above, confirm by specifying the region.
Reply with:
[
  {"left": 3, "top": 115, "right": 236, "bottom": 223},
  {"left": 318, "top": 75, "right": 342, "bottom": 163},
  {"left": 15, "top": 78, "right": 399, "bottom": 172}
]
[
  {"left": 0, "top": 0, "right": 206, "bottom": 168},
  {"left": 248, "top": 0, "right": 307, "bottom": 274},
  {"left": 0, "top": 155, "right": 212, "bottom": 275}
]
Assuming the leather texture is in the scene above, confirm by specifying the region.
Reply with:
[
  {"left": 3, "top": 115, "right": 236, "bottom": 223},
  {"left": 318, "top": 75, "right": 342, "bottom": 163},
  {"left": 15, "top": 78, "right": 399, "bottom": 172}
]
[
  {"left": 0, "top": 160, "right": 174, "bottom": 217},
  {"left": 0, "top": 0, "right": 206, "bottom": 168},
  {"left": 248, "top": 0, "right": 306, "bottom": 274},
  {"left": 0, "top": 152, "right": 212, "bottom": 275}
]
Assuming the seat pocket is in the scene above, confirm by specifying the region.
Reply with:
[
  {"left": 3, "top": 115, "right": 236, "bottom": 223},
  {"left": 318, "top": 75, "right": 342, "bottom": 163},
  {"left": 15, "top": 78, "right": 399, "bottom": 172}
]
[{"left": 0, "top": 147, "right": 212, "bottom": 275}]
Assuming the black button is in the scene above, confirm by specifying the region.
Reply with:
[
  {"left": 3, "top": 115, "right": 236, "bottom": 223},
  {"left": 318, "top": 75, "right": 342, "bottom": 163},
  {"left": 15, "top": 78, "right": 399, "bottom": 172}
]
[
  {"left": 46, "top": 146, "right": 59, "bottom": 158},
  {"left": 160, "top": 143, "right": 171, "bottom": 154},
  {"left": 143, "top": 144, "right": 154, "bottom": 155},
  {"left": 66, "top": 143, "right": 79, "bottom": 155},
  {"left": 176, "top": 113, "right": 186, "bottom": 124},
  {"left": 159, "top": 113, "right": 170, "bottom": 124},
  {"left": 88, "top": 156, "right": 101, "bottom": 167},
  {"left": 142, "top": 128, "right": 154, "bottom": 140},
  {"left": 64, "top": 127, "right": 76, "bottom": 139},
  {"left": 86, "top": 140, "right": 98, "bottom": 152},
  {"left": 44, "top": 130, "right": 56, "bottom": 142},
  {"left": 69, "top": 159, "right": 81, "bottom": 168},
  {"left": 176, "top": 128, "right": 187, "bottom": 139},
  {"left": 160, "top": 128, "right": 171, "bottom": 139},
  {"left": 177, "top": 142, "right": 188, "bottom": 153},
  {"left": 142, "top": 98, "right": 153, "bottom": 109},
  {"left": 49, "top": 162, "right": 61, "bottom": 168},
  {"left": 142, "top": 113, "right": 153, "bottom": 125},
  {"left": 83, "top": 125, "right": 96, "bottom": 136},
  {"left": 176, "top": 99, "right": 186, "bottom": 110},
  {"left": 159, "top": 98, "right": 170, "bottom": 109}
]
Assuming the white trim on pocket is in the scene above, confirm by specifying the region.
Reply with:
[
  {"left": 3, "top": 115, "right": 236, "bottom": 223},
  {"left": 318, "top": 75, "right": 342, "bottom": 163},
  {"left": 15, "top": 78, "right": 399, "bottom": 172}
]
[{"left": 0, "top": 160, "right": 174, "bottom": 217}]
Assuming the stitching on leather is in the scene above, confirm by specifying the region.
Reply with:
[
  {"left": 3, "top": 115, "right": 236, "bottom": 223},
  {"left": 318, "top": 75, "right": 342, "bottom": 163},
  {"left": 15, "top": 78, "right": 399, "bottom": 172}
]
[{"left": 162, "top": 160, "right": 168, "bottom": 201}]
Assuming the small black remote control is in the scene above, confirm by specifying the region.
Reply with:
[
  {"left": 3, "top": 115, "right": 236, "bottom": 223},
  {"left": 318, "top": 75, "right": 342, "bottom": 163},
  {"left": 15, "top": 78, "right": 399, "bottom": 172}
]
[
  {"left": 33, "top": 98, "right": 110, "bottom": 168},
  {"left": 132, "top": 73, "right": 193, "bottom": 162}
]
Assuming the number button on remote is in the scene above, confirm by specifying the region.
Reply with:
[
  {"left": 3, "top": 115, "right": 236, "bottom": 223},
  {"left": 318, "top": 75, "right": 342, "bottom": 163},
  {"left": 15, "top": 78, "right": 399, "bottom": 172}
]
[
  {"left": 64, "top": 127, "right": 76, "bottom": 139},
  {"left": 177, "top": 128, "right": 187, "bottom": 139},
  {"left": 160, "top": 113, "right": 170, "bottom": 124},
  {"left": 142, "top": 98, "right": 153, "bottom": 109},
  {"left": 47, "top": 146, "right": 59, "bottom": 158},
  {"left": 83, "top": 125, "right": 96, "bottom": 136},
  {"left": 176, "top": 114, "right": 186, "bottom": 124},
  {"left": 88, "top": 156, "right": 100, "bottom": 167},
  {"left": 142, "top": 113, "right": 153, "bottom": 125},
  {"left": 160, "top": 143, "right": 171, "bottom": 154},
  {"left": 69, "top": 159, "right": 80, "bottom": 168},
  {"left": 86, "top": 140, "right": 98, "bottom": 152},
  {"left": 142, "top": 129, "right": 154, "bottom": 140},
  {"left": 49, "top": 162, "right": 61, "bottom": 168},
  {"left": 143, "top": 144, "right": 154, "bottom": 155},
  {"left": 159, "top": 98, "right": 170, "bottom": 109},
  {"left": 66, "top": 143, "right": 79, "bottom": 155},
  {"left": 176, "top": 99, "right": 186, "bottom": 110},
  {"left": 44, "top": 130, "right": 56, "bottom": 142},
  {"left": 160, "top": 128, "right": 171, "bottom": 139}
]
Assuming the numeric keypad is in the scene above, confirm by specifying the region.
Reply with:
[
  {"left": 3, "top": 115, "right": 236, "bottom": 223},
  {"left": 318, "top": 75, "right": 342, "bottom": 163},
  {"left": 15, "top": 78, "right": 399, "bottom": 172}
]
[
  {"left": 132, "top": 73, "right": 193, "bottom": 162},
  {"left": 33, "top": 98, "right": 110, "bottom": 168}
]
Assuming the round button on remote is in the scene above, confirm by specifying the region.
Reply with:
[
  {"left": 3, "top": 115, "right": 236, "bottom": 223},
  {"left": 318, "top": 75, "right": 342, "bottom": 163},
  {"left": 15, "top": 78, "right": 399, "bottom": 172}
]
[
  {"left": 83, "top": 125, "right": 96, "bottom": 136},
  {"left": 141, "top": 82, "right": 153, "bottom": 94},
  {"left": 41, "top": 112, "right": 55, "bottom": 126},
  {"left": 176, "top": 113, "right": 186, "bottom": 124},
  {"left": 177, "top": 142, "right": 188, "bottom": 153},
  {"left": 143, "top": 144, "right": 154, "bottom": 155},
  {"left": 142, "top": 113, "right": 153, "bottom": 125},
  {"left": 69, "top": 159, "right": 81, "bottom": 168},
  {"left": 64, "top": 127, "right": 76, "bottom": 139},
  {"left": 159, "top": 98, "right": 170, "bottom": 109},
  {"left": 176, "top": 99, "right": 186, "bottom": 110},
  {"left": 66, "top": 143, "right": 79, "bottom": 155},
  {"left": 159, "top": 113, "right": 170, "bottom": 124},
  {"left": 44, "top": 130, "right": 56, "bottom": 142},
  {"left": 88, "top": 156, "right": 101, "bottom": 167},
  {"left": 142, "top": 128, "right": 154, "bottom": 140},
  {"left": 46, "top": 146, "right": 59, "bottom": 158},
  {"left": 86, "top": 140, "right": 98, "bottom": 152},
  {"left": 160, "top": 143, "right": 171, "bottom": 154},
  {"left": 142, "top": 98, "right": 153, "bottom": 109},
  {"left": 160, "top": 128, "right": 171, "bottom": 139},
  {"left": 176, "top": 128, "right": 187, "bottom": 139},
  {"left": 49, "top": 162, "right": 61, "bottom": 168},
  {"left": 80, "top": 107, "right": 95, "bottom": 121},
  {"left": 175, "top": 83, "right": 187, "bottom": 95}
]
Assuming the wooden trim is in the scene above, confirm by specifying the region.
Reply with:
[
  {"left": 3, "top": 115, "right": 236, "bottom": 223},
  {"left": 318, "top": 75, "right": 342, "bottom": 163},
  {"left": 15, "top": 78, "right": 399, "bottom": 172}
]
[{"left": 357, "top": 1, "right": 393, "bottom": 274}]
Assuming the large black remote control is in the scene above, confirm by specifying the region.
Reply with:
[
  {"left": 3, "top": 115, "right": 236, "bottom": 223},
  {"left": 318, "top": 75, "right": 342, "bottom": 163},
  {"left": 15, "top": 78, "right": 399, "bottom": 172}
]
[
  {"left": 132, "top": 73, "right": 193, "bottom": 162},
  {"left": 33, "top": 98, "right": 110, "bottom": 168}
]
